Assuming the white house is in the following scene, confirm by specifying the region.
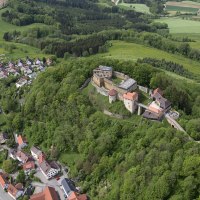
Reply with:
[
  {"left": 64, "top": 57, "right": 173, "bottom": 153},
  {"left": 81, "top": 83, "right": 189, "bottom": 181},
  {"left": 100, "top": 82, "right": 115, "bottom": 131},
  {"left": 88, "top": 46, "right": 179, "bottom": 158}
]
[
  {"left": 40, "top": 160, "right": 60, "bottom": 179},
  {"left": 16, "top": 78, "right": 28, "bottom": 88},
  {"left": 30, "top": 146, "right": 42, "bottom": 160}
]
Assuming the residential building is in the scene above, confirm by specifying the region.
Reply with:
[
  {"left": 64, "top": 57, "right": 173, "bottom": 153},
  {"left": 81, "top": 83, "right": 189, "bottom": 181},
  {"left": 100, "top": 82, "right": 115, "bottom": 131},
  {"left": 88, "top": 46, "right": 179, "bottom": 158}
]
[
  {"left": 30, "top": 146, "right": 42, "bottom": 160},
  {"left": 123, "top": 92, "right": 138, "bottom": 113},
  {"left": 39, "top": 160, "right": 60, "bottom": 179},
  {"left": 0, "top": 172, "right": 9, "bottom": 190},
  {"left": 16, "top": 78, "right": 28, "bottom": 88},
  {"left": 9, "top": 149, "right": 17, "bottom": 160},
  {"left": 16, "top": 151, "right": 31, "bottom": 163},
  {"left": 23, "top": 161, "right": 35, "bottom": 172},
  {"left": 7, "top": 184, "right": 23, "bottom": 200},
  {"left": 68, "top": 192, "right": 88, "bottom": 200},
  {"left": 30, "top": 186, "right": 59, "bottom": 200},
  {"left": 61, "top": 178, "right": 78, "bottom": 198},
  {"left": 0, "top": 132, "right": 8, "bottom": 144},
  {"left": 153, "top": 92, "right": 171, "bottom": 111},
  {"left": 17, "top": 135, "right": 27, "bottom": 148},
  {"left": 38, "top": 153, "right": 46, "bottom": 164}
]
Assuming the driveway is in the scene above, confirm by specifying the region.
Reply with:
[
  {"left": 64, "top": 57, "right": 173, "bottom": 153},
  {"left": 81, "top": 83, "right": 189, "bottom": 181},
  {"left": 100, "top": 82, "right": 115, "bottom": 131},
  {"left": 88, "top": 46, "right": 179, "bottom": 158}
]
[
  {"left": 34, "top": 169, "right": 66, "bottom": 200},
  {"left": 0, "top": 187, "right": 13, "bottom": 200}
]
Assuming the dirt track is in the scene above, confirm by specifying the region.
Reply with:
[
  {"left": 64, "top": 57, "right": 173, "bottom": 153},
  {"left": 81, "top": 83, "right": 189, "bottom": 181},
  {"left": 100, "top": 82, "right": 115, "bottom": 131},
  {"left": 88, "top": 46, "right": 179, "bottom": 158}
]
[{"left": 166, "top": 1, "right": 200, "bottom": 9}]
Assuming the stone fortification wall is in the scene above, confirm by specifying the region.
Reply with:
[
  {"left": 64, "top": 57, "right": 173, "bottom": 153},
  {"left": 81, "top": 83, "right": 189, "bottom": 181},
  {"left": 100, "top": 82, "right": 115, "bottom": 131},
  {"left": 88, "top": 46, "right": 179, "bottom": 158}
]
[
  {"left": 91, "top": 81, "right": 109, "bottom": 96},
  {"left": 104, "top": 78, "right": 127, "bottom": 94},
  {"left": 138, "top": 85, "right": 149, "bottom": 93},
  {"left": 92, "top": 74, "right": 104, "bottom": 87},
  {"left": 113, "top": 71, "right": 129, "bottom": 80}
]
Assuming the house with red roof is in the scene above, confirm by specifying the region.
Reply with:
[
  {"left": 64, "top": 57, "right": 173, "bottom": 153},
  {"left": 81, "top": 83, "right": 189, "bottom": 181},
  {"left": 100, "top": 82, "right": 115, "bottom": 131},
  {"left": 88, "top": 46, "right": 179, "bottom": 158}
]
[
  {"left": 17, "top": 135, "right": 27, "bottom": 148},
  {"left": 16, "top": 150, "right": 32, "bottom": 163},
  {"left": 0, "top": 172, "right": 9, "bottom": 190},
  {"left": 39, "top": 160, "right": 60, "bottom": 179},
  {"left": 123, "top": 92, "right": 138, "bottom": 113},
  {"left": 68, "top": 192, "right": 88, "bottom": 200},
  {"left": 7, "top": 184, "right": 23, "bottom": 200},
  {"left": 23, "top": 161, "right": 35, "bottom": 173},
  {"left": 30, "top": 186, "right": 59, "bottom": 200}
]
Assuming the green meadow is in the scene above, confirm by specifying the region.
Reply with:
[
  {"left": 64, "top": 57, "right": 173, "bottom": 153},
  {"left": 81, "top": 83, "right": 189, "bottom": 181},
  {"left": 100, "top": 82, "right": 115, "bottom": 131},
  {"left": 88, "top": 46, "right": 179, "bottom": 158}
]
[
  {"left": 0, "top": 8, "right": 50, "bottom": 60},
  {"left": 100, "top": 40, "right": 200, "bottom": 77},
  {"left": 118, "top": 3, "right": 151, "bottom": 14},
  {"left": 155, "top": 18, "right": 200, "bottom": 34}
]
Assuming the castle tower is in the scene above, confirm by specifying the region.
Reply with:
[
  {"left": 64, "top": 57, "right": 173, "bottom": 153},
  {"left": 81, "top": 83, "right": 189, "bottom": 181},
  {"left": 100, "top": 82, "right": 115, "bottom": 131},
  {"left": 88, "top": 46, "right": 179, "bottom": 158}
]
[
  {"left": 123, "top": 92, "right": 138, "bottom": 113},
  {"left": 108, "top": 89, "right": 117, "bottom": 104}
]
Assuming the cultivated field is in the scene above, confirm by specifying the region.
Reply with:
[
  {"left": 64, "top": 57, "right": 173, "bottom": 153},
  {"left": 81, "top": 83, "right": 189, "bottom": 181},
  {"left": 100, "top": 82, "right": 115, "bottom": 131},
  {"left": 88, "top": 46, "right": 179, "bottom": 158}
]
[
  {"left": 165, "top": 1, "right": 200, "bottom": 13},
  {"left": 100, "top": 41, "right": 200, "bottom": 77}
]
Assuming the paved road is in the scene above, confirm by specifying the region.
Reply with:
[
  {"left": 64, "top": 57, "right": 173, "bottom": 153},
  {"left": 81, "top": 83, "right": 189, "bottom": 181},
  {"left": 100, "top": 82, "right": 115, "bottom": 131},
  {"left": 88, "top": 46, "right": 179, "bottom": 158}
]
[
  {"left": 34, "top": 168, "right": 66, "bottom": 200},
  {"left": 0, "top": 187, "right": 13, "bottom": 200}
]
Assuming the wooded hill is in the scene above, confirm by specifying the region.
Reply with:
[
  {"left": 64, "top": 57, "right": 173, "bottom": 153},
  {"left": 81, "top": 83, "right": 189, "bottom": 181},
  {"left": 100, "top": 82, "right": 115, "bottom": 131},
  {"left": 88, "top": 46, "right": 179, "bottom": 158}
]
[{"left": 0, "top": 58, "right": 200, "bottom": 199}]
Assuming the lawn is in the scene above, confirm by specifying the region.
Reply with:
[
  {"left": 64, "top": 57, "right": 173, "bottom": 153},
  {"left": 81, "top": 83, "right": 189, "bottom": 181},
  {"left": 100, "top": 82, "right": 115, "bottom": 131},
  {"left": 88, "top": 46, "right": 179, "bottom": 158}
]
[
  {"left": 155, "top": 18, "right": 200, "bottom": 34},
  {"left": 59, "top": 152, "right": 82, "bottom": 175},
  {"left": 99, "top": 40, "right": 200, "bottom": 77},
  {"left": 118, "top": 3, "right": 151, "bottom": 14}
]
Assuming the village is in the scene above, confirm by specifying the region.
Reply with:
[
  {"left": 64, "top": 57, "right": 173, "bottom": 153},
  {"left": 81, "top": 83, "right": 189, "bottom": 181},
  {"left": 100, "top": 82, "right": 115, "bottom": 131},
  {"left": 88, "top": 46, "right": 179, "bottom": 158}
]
[
  {"left": 0, "top": 133, "right": 88, "bottom": 200},
  {"left": 0, "top": 57, "right": 52, "bottom": 88}
]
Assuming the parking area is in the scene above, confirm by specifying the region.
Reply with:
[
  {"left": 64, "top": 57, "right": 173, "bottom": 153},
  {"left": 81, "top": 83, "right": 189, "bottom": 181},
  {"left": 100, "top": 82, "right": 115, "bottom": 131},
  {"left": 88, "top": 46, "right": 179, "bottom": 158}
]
[{"left": 34, "top": 169, "right": 66, "bottom": 200}]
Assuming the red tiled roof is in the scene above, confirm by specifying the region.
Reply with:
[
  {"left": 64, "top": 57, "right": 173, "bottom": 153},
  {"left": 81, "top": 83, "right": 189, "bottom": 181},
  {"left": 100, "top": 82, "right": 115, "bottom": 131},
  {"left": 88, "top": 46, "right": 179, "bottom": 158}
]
[
  {"left": 8, "top": 184, "right": 18, "bottom": 198},
  {"left": 16, "top": 151, "right": 30, "bottom": 163},
  {"left": 17, "top": 135, "right": 27, "bottom": 145},
  {"left": 0, "top": 174, "right": 6, "bottom": 188},
  {"left": 23, "top": 161, "right": 35, "bottom": 170},
  {"left": 108, "top": 89, "right": 117, "bottom": 96},
  {"left": 148, "top": 105, "right": 162, "bottom": 114},
  {"left": 30, "top": 186, "right": 59, "bottom": 200},
  {"left": 38, "top": 153, "right": 46, "bottom": 164},
  {"left": 68, "top": 192, "right": 87, "bottom": 200},
  {"left": 153, "top": 88, "right": 163, "bottom": 96},
  {"left": 123, "top": 92, "right": 138, "bottom": 101},
  {"left": 15, "top": 183, "right": 23, "bottom": 190}
]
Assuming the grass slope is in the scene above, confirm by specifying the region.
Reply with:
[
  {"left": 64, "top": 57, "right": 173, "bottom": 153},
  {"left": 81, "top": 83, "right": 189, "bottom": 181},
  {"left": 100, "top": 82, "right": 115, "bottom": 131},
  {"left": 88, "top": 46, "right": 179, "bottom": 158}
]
[
  {"left": 155, "top": 18, "right": 200, "bottom": 33},
  {"left": 100, "top": 40, "right": 200, "bottom": 77},
  {"left": 118, "top": 3, "right": 151, "bottom": 14},
  {"left": 0, "top": 8, "right": 50, "bottom": 59}
]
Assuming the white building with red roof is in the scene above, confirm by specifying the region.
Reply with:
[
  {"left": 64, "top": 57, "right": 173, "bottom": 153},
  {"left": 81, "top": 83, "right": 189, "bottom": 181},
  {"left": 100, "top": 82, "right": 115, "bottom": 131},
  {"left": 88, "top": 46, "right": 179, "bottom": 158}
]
[{"left": 123, "top": 92, "right": 138, "bottom": 113}]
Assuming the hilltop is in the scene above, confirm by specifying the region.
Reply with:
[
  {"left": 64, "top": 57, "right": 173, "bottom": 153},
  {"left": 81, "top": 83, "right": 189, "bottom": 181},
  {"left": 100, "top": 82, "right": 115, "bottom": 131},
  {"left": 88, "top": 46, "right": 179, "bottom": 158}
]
[{"left": 0, "top": 0, "right": 199, "bottom": 199}]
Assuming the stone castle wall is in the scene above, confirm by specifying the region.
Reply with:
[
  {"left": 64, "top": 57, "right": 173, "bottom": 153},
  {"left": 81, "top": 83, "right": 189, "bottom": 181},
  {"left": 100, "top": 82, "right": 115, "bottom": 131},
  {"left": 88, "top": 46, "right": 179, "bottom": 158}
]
[{"left": 113, "top": 71, "right": 129, "bottom": 80}]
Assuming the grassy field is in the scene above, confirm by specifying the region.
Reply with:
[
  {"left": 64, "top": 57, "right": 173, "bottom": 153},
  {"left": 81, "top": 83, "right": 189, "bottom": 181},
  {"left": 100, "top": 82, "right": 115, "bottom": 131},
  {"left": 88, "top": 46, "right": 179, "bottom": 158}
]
[
  {"left": 172, "top": 33, "right": 200, "bottom": 49},
  {"left": 0, "top": 8, "right": 51, "bottom": 60},
  {"left": 118, "top": 3, "right": 151, "bottom": 14},
  {"left": 155, "top": 18, "right": 200, "bottom": 33},
  {"left": 99, "top": 40, "right": 200, "bottom": 78}
]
